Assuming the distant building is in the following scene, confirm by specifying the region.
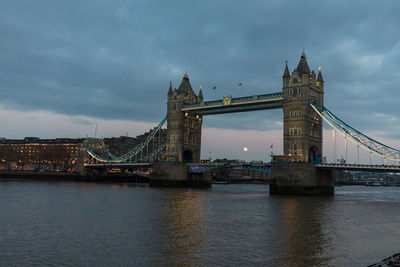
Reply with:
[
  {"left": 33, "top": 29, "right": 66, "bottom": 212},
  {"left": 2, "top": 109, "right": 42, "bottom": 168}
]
[
  {"left": 0, "top": 137, "right": 84, "bottom": 165},
  {"left": 0, "top": 128, "right": 167, "bottom": 168}
]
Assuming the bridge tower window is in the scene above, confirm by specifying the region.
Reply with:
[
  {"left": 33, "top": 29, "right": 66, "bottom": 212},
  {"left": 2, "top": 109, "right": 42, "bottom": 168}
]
[
  {"left": 289, "top": 127, "right": 302, "bottom": 135},
  {"left": 289, "top": 111, "right": 302, "bottom": 118}
]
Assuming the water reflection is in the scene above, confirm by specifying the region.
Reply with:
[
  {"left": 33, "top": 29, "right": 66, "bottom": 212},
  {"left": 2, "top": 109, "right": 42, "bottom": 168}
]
[
  {"left": 160, "top": 189, "right": 205, "bottom": 266},
  {"left": 273, "top": 196, "right": 334, "bottom": 266}
]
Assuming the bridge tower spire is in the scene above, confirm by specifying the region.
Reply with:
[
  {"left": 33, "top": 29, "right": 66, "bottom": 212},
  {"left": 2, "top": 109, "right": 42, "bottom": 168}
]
[
  {"left": 166, "top": 74, "right": 203, "bottom": 163},
  {"left": 283, "top": 60, "right": 290, "bottom": 87},
  {"left": 282, "top": 51, "right": 323, "bottom": 163}
]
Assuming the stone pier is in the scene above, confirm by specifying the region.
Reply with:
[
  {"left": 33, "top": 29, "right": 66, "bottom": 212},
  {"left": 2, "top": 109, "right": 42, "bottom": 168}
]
[
  {"left": 269, "top": 162, "right": 334, "bottom": 195},
  {"left": 150, "top": 162, "right": 211, "bottom": 188}
]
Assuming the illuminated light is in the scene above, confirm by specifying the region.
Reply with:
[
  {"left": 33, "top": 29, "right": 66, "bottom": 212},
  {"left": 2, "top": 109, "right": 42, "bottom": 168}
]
[
  {"left": 319, "top": 65, "right": 322, "bottom": 71},
  {"left": 185, "top": 112, "right": 188, "bottom": 117},
  {"left": 243, "top": 147, "right": 248, "bottom": 152}
]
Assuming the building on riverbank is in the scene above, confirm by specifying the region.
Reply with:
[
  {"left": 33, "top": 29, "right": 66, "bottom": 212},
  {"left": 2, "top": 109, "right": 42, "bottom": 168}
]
[
  {"left": 0, "top": 137, "right": 84, "bottom": 167},
  {"left": 0, "top": 128, "right": 167, "bottom": 170}
]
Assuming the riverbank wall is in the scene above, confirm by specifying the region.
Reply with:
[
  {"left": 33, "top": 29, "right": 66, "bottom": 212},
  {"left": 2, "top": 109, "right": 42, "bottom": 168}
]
[{"left": 0, "top": 171, "right": 149, "bottom": 183}]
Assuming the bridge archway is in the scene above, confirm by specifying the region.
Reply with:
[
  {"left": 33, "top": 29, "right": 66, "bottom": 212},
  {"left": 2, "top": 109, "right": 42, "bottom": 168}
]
[
  {"left": 309, "top": 146, "right": 320, "bottom": 163},
  {"left": 182, "top": 150, "right": 193, "bottom": 163}
]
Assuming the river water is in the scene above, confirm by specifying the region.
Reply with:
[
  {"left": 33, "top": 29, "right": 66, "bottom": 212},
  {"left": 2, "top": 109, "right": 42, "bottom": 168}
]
[{"left": 0, "top": 182, "right": 399, "bottom": 266}]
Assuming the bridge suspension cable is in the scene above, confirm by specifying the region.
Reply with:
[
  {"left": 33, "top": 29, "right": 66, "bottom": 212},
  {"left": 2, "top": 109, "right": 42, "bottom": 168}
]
[
  {"left": 86, "top": 116, "right": 167, "bottom": 163},
  {"left": 309, "top": 100, "right": 400, "bottom": 163},
  {"left": 136, "top": 140, "right": 167, "bottom": 162}
]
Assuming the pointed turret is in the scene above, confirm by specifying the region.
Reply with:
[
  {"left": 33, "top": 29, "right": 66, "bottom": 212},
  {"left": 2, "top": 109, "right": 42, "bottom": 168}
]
[
  {"left": 296, "top": 49, "right": 310, "bottom": 76},
  {"left": 198, "top": 88, "right": 203, "bottom": 102},
  {"left": 317, "top": 66, "right": 324, "bottom": 82},
  {"left": 168, "top": 80, "right": 173, "bottom": 95},
  {"left": 283, "top": 60, "right": 290, "bottom": 78},
  {"left": 177, "top": 73, "right": 193, "bottom": 93}
]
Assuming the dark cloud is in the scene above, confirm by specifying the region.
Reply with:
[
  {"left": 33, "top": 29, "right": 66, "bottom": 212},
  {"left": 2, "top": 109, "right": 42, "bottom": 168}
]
[{"left": 0, "top": 0, "right": 399, "bottom": 138}]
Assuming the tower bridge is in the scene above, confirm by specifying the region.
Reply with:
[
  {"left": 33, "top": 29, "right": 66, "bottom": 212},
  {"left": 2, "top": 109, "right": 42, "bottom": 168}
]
[
  {"left": 83, "top": 51, "right": 400, "bottom": 195},
  {"left": 148, "top": 50, "right": 328, "bottom": 193}
]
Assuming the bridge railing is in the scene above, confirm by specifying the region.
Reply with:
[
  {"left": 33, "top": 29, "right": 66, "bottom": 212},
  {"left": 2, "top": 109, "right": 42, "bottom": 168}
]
[
  {"left": 188, "top": 162, "right": 270, "bottom": 173},
  {"left": 316, "top": 163, "right": 400, "bottom": 172}
]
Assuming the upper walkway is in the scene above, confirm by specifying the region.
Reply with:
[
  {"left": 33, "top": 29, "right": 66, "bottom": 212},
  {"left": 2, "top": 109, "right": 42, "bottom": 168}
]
[{"left": 182, "top": 92, "right": 283, "bottom": 115}]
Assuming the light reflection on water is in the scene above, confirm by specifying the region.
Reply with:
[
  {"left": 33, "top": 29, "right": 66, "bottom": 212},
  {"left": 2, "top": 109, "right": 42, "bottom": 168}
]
[
  {"left": 159, "top": 189, "right": 205, "bottom": 266},
  {"left": 272, "top": 196, "right": 335, "bottom": 266},
  {"left": 0, "top": 182, "right": 399, "bottom": 266}
]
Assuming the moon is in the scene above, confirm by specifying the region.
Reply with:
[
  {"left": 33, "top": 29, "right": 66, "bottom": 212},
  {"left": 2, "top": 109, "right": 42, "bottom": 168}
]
[{"left": 243, "top": 147, "right": 248, "bottom": 152}]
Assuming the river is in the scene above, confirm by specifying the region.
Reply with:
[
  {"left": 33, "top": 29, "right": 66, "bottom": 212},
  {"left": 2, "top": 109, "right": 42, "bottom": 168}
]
[{"left": 0, "top": 181, "right": 399, "bottom": 266}]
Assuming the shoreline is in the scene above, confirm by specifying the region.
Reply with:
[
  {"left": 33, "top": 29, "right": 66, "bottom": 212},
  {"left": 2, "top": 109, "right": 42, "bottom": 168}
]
[{"left": 0, "top": 170, "right": 149, "bottom": 183}]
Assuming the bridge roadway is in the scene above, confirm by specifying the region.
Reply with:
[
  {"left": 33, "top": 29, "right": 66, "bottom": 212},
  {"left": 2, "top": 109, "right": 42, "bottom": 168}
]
[
  {"left": 316, "top": 163, "right": 400, "bottom": 172},
  {"left": 84, "top": 162, "right": 400, "bottom": 173},
  {"left": 188, "top": 162, "right": 270, "bottom": 168},
  {"left": 84, "top": 163, "right": 152, "bottom": 169},
  {"left": 181, "top": 92, "right": 283, "bottom": 115},
  {"left": 189, "top": 162, "right": 400, "bottom": 173}
]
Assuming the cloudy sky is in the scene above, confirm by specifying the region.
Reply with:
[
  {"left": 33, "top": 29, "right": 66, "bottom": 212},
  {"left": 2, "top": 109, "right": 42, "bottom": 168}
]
[{"left": 1, "top": 0, "right": 400, "bottom": 162}]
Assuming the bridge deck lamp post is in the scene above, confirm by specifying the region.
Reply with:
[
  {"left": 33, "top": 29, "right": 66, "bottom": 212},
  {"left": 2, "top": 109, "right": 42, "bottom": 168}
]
[
  {"left": 270, "top": 144, "right": 274, "bottom": 163},
  {"left": 333, "top": 129, "right": 336, "bottom": 164},
  {"left": 345, "top": 137, "right": 348, "bottom": 163}
]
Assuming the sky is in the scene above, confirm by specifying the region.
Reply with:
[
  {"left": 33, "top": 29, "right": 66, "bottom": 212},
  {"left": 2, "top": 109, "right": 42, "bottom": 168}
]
[{"left": 1, "top": 0, "right": 400, "bottom": 163}]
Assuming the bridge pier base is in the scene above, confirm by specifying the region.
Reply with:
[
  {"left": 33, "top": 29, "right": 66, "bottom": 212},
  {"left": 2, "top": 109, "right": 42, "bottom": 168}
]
[
  {"left": 150, "top": 162, "right": 211, "bottom": 188},
  {"left": 269, "top": 162, "right": 334, "bottom": 196}
]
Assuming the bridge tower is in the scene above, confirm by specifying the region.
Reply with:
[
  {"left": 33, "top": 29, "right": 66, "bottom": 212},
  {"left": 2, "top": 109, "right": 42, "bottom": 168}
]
[
  {"left": 150, "top": 74, "right": 210, "bottom": 187},
  {"left": 271, "top": 51, "right": 333, "bottom": 195},
  {"left": 282, "top": 51, "right": 324, "bottom": 163},
  {"left": 166, "top": 74, "right": 203, "bottom": 163}
]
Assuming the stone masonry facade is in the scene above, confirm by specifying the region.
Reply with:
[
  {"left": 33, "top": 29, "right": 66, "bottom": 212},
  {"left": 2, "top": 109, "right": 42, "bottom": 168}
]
[{"left": 282, "top": 51, "right": 324, "bottom": 163}]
